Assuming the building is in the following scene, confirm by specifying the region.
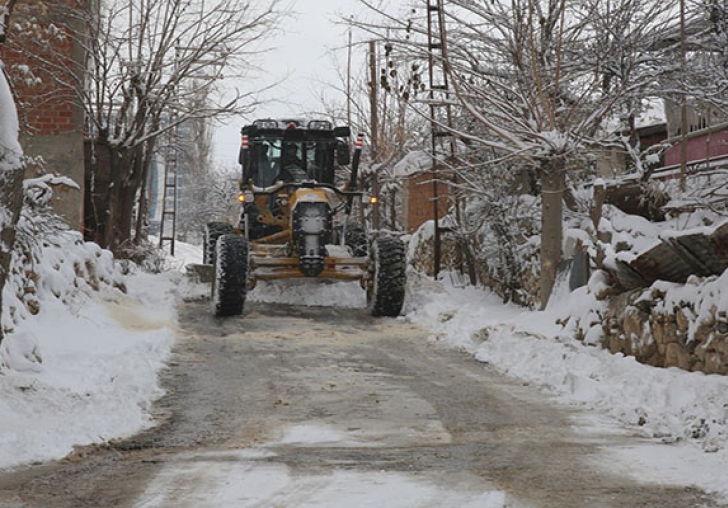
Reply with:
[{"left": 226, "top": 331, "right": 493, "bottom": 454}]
[
  {"left": 0, "top": 0, "right": 89, "bottom": 231},
  {"left": 391, "top": 150, "right": 451, "bottom": 233}
]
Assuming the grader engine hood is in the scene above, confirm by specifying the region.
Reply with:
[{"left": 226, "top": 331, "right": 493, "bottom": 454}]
[{"left": 291, "top": 189, "right": 333, "bottom": 277}]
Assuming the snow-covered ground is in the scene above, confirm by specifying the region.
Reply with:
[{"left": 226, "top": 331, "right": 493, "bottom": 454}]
[{"left": 1, "top": 237, "right": 727, "bottom": 503}]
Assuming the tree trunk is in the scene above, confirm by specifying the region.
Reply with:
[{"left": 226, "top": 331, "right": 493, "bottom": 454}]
[
  {"left": 119, "top": 183, "right": 134, "bottom": 248},
  {"left": 0, "top": 167, "right": 24, "bottom": 344},
  {"left": 86, "top": 140, "right": 150, "bottom": 255},
  {"left": 104, "top": 147, "right": 123, "bottom": 251},
  {"left": 539, "top": 158, "right": 565, "bottom": 310},
  {"left": 0, "top": 57, "right": 24, "bottom": 345}
]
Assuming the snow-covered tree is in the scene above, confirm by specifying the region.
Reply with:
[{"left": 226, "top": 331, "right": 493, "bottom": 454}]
[
  {"left": 355, "top": 0, "right": 679, "bottom": 307},
  {"left": 667, "top": 0, "right": 728, "bottom": 116},
  {"left": 314, "top": 36, "right": 432, "bottom": 231},
  {"left": 0, "top": 0, "right": 25, "bottom": 344},
  {"left": 177, "top": 164, "right": 240, "bottom": 244}
]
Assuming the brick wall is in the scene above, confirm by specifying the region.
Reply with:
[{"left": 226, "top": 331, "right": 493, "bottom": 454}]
[
  {"left": 1, "top": 0, "right": 87, "bottom": 231},
  {"left": 403, "top": 171, "right": 451, "bottom": 233}
]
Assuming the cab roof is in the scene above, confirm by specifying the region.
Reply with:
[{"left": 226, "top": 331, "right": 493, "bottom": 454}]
[{"left": 241, "top": 119, "right": 350, "bottom": 141}]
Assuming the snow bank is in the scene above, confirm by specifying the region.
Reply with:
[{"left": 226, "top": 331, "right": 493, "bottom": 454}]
[
  {"left": 0, "top": 234, "right": 177, "bottom": 470},
  {"left": 404, "top": 273, "right": 728, "bottom": 499},
  {"left": 407, "top": 274, "right": 728, "bottom": 450}
]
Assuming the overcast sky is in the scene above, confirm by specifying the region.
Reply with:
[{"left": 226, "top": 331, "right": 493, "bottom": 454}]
[{"left": 213, "top": 0, "right": 369, "bottom": 167}]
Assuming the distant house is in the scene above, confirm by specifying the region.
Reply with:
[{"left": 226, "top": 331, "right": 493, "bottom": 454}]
[
  {"left": 0, "top": 0, "right": 89, "bottom": 231},
  {"left": 659, "top": 100, "right": 728, "bottom": 177},
  {"left": 391, "top": 151, "right": 451, "bottom": 234},
  {"left": 596, "top": 99, "right": 669, "bottom": 178}
]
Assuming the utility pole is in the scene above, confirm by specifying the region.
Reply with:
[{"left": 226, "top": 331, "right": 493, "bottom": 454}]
[
  {"left": 679, "top": 0, "right": 688, "bottom": 192},
  {"left": 368, "top": 40, "right": 380, "bottom": 230},
  {"left": 347, "top": 25, "right": 353, "bottom": 131},
  {"left": 426, "top": 0, "right": 456, "bottom": 279}
]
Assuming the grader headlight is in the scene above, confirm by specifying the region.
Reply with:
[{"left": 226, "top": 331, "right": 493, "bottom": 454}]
[{"left": 237, "top": 191, "right": 254, "bottom": 204}]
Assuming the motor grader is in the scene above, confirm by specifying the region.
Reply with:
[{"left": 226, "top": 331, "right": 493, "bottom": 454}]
[{"left": 203, "top": 118, "right": 406, "bottom": 318}]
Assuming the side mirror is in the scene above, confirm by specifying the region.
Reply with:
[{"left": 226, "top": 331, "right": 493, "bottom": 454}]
[{"left": 336, "top": 141, "right": 351, "bottom": 165}]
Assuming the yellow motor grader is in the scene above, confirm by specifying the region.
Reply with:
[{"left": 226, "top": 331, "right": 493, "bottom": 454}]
[{"left": 204, "top": 118, "right": 406, "bottom": 318}]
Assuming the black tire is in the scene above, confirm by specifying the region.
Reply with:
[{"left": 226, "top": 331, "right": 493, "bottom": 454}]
[
  {"left": 203, "top": 222, "right": 235, "bottom": 264},
  {"left": 345, "top": 223, "right": 368, "bottom": 257},
  {"left": 211, "top": 234, "right": 248, "bottom": 317},
  {"left": 367, "top": 235, "right": 407, "bottom": 317}
]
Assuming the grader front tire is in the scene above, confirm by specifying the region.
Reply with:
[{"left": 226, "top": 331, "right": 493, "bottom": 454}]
[{"left": 367, "top": 236, "right": 406, "bottom": 317}]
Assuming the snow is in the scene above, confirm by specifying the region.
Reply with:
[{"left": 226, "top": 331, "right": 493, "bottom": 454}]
[
  {"left": 0, "top": 61, "right": 22, "bottom": 173},
  {"left": 636, "top": 97, "right": 666, "bottom": 129},
  {"left": 0, "top": 237, "right": 177, "bottom": 469},
  {"left": 1, "top": 236, "right": 728, "bottom": 503},
  {"left": 392, "top": 150, "right": 432, "bottom": 177},
  {"left": 137, "top": 454, "right": 511, "bottom": 508}
]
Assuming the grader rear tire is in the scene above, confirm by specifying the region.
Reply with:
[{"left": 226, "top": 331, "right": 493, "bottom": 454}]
[
  {"left": 203, "top": 222, "right": 235, "bottom": 265},
  {"left": 211, "top": 235, "right": 248, "bottom": 317},
  {"left": 345, "top": 223, "right": 368, "bottom": 257}
]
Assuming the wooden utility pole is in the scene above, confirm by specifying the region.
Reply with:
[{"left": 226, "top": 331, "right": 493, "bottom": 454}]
[
  {"left": 368, "top": 40, "right": 380, "bottom": 230},
  {"left": 426, "top": 0, "right": 456, "bottom": 279},
  {"left": 347, "top": 26, "right": 353, "bottom": 131},
  {"left": 679, "top": 0, "right": 688, "bottom": 192}
]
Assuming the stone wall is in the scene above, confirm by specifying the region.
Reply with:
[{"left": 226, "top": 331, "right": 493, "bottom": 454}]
[{"left": 600, "top": 284, "right": 728, "bottom": 375}]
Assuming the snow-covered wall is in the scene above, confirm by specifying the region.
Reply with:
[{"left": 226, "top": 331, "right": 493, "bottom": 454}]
[{"left": 599, "top": 276, "right": 728, "bottom": 375}]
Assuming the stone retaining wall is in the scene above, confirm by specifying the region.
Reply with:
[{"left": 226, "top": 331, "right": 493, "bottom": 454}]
[{"left": 601, "top": 285, "right": 728, "bottom": 375}]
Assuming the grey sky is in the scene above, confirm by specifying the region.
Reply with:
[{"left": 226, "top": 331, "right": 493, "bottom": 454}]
[{"left": 213, "top": 0, "right": 367, "bottom": 166}]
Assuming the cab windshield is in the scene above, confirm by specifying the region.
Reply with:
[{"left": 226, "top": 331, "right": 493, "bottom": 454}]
[{"left": 247, "top": 139, "right": 335, "bottom": 186}]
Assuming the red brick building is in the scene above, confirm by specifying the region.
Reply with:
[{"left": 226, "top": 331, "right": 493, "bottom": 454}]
[
  {"left": 400, "top": 171, "right": 451, "bottom": 233},
  {"left": 391, "top": 150, "right": 452, "bottom": 233},
  {"left": 1, "top": 0, "right": 88, "bottom": 230}
]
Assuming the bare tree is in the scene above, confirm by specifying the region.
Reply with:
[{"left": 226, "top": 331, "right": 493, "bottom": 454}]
[
  {"left": 8, "top": 0, "right": 280, "bottom": 255},
  {"left": 314, "top": 36, "right": 431, "bottom": 231},
  {"left": 355, "top": 0, "right": 678, "bottom": 307},
  {"left": 0, "top": 0, "right": 25, "bottom": 345}
]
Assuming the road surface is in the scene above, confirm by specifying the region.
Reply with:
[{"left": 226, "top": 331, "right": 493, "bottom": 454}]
[{"left": 0, "top": 298, "right": 719, "bottom": 507}]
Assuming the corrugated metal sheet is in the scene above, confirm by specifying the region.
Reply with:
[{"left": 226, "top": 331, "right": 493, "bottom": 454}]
[{"left": 605, "top": 221, "right": 728, "bottom": 290}]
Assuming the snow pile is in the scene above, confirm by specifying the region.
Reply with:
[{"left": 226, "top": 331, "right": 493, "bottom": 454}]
[
  {"left": 404, "top": 273, "right": 728, "bottom": 458},
  {"left": 249, "top": 279, "right": 366, "bottom": 308},
  {"left": 0, "top": 233, "right": 177, "bottom": 470},
  {"left": 3, "top": 230, "right": 125, "bottom": 328}
]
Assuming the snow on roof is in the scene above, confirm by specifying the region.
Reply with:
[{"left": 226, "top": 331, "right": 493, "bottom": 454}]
[
  {"left": 636, "top": 97, "right": 666, "bottom": 129},
  {"left": 392, "top": 150, "right": 432, "bottom": 177}
]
